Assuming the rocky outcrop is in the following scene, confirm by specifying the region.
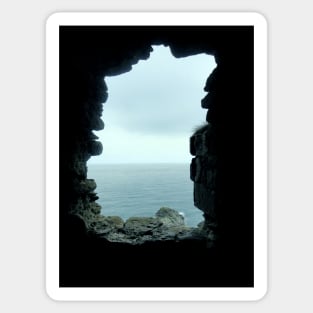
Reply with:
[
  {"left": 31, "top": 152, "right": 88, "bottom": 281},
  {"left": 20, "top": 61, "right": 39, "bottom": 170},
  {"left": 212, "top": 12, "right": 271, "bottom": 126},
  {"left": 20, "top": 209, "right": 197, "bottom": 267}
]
[
  {"left": 155, "top": 207, "right": 185, "bottom": 227},
  {"left": 91, "top": 215, "right": 124, "bottom": 234},
  {"left": 90, "top": 207, "right": 207, "bottom": 245}
]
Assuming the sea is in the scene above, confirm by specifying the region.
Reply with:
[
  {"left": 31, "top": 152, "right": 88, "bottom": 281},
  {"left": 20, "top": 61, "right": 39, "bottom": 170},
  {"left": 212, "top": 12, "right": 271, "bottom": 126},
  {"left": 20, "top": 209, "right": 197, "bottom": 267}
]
[{"left": 87, "top": 163, "right": 204, "bottom": 227}]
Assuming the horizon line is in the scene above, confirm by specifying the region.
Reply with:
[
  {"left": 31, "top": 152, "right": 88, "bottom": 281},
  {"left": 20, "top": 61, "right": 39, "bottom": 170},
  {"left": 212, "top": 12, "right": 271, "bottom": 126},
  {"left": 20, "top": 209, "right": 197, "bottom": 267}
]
[{"left": 87, "top": 162, "right": 190, "bottom": 165}]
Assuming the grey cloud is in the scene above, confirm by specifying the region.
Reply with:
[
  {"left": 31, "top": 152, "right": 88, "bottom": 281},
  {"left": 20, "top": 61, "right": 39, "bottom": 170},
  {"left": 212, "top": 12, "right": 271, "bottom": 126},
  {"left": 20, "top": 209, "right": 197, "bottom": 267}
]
[{"left": 102, "top": 46, "right": 215, "bottom": 136}]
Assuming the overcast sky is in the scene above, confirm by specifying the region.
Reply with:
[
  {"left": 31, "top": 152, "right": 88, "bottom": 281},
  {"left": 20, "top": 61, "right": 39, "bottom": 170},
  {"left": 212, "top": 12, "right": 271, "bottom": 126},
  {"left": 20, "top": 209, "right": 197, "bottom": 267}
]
[{"left": 88, "top": 45, "right": 216, "bottom": 164}]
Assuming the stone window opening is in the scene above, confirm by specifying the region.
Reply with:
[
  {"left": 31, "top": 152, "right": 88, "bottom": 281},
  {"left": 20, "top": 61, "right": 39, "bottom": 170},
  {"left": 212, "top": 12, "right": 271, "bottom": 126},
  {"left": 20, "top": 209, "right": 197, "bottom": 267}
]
[
  {"left": 59, "top": 26, "right": 254, "bottom": 287},
  {"left": 84, "top": 45, "right": 217, "bottom": 244}
]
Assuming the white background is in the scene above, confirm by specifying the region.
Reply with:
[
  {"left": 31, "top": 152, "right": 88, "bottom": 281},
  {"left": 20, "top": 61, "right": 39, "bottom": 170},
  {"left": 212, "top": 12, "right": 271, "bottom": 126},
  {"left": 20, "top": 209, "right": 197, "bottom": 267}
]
[{"left": 0, "top": 0, "right": 312, "bottom": 312}]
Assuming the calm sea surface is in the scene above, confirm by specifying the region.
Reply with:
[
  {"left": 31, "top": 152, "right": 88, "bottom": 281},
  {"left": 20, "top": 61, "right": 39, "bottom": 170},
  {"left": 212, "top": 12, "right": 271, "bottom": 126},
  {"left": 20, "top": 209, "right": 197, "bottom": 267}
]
[{"left": 87, "top": 163, "right": 204, "bottom": 227}]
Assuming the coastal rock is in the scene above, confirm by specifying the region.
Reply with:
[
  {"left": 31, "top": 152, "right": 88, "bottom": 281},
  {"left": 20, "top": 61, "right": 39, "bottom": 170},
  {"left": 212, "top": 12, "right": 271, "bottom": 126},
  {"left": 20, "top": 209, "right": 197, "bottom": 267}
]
[
  {"left": 91, "top": 208, "right": 210, "bottom": 245},
  {"left": 176, "top": 227, "right": 206, "bottom": 241},
  {"left": 104, "top": 216, "right": 125, "bottom": 230},
  {"left": 155, "top": 207, "right": 185, "bottom": 227},
  {"left": 92, "top": 215, "right": 124, "bottom": 234},
  {"left": 124, "top": 217, "right": 162, "bottom": 236}
]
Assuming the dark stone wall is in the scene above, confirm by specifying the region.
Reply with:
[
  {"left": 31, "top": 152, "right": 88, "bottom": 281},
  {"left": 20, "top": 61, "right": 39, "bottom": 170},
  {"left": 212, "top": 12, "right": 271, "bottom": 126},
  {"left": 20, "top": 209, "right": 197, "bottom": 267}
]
[
  {"left": 189, "top": 45, "right": 254, "bottom": 278},
  {"left": 190, "top": 122, "right": 218, "bottom": 243},
  {"left": 59, "top": 26, "right": 254, "bottom": 287}
]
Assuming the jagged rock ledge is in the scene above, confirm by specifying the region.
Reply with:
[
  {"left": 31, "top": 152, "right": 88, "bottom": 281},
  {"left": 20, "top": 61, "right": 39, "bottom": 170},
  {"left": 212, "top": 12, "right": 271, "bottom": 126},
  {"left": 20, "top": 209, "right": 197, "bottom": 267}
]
[{"left": 89, "top": 207, "right": 210, "bottom": 245}]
